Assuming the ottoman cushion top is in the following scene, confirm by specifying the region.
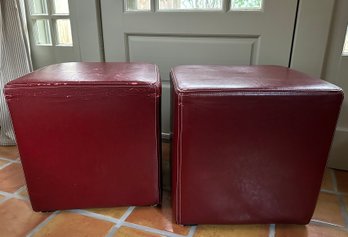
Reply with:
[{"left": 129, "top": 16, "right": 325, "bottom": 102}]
[
  {"left": 6, "top": 62, "right": 159, "bottom": 88},
  {"left": 171, "top": 65, "right": 342, "bottom": 93}
]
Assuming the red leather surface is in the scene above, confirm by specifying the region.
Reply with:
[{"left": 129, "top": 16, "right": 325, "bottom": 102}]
[
  {"left": 7, "top": 62, "right": 159, "bottom": 86},
  {"left": 5, "top": 62, "right": 161, "bottom": 211},
  {"left": 171, "top": 65, "right": 343, "bottom": 225}
]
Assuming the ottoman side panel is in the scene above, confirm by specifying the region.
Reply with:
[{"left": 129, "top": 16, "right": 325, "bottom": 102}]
[
  {"left": 176, "top": 92, "right": 343, "bottom": 224},
  {"left": 5, "top": 85, "right": 160, "bottom": 211},
  {"left": 171, "top": 87, "right": 183, "bottom": 224}
]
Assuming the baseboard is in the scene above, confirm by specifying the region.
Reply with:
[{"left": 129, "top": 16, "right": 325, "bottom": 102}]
[{"left": 327, "top": 127, "right": 348, "bottom": 170}]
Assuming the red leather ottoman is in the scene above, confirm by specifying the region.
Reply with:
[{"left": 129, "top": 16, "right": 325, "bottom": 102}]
[
  {"left": 171, "top": 65, "right": 343, "bottom": 225},
  {"left": 5, "top": 62, "right": 161, "bottom": 211}
]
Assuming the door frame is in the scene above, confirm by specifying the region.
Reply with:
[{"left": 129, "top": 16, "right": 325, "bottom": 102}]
[
  {"left": 320, "top": 0, "right": 348, "bottom": 170},
  {"left": 290, "top": 0, "right": 335, "bottom": 78},
  {"left": 69, "top": 0, "right": 104, "bottom": 62}
]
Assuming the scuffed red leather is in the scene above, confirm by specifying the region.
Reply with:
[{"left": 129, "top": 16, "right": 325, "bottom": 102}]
[
  {"left": 171, "top": 65, "right": 343, "bottom": 225},
  {"left": 5, "top": 62, "right": 161, "bottom": 211}
]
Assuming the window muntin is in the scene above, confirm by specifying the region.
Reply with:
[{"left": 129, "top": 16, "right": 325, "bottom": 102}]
[{"left": 27, "top": 0, "right": 73, "bottom": 47}]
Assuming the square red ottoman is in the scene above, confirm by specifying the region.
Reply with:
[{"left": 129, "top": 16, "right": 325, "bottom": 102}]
[
  {"left": 171, "top": 65, "right": 343, "bottom": 225},
  {"left": 5, "top": 62, "right": 161, "bottom": 211}
]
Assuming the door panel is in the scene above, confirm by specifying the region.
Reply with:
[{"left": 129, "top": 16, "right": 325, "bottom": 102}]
[
  {"left": 101, "top": 0, "right": 298, "bottom": 134},
  {"left": 128, "top": 35, "right": 259, "bottom": 81}
]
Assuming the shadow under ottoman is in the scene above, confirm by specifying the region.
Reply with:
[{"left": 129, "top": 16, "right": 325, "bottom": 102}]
[
  {"left": 170, "top": 65, "right": 343, "bottom": 225},
  {"left": 5, "top": 62, "right": 161, "bottom": 211}
]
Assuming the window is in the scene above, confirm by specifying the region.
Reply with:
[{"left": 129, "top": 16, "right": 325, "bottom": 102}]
[
  {"left": 159, "top": 0, "right": 223, "bottom": 10},
  {"left": 53, "top": 0, "right": 69, "bottom": 14},
  {"left": 126, "top": 0, "right": 151, "bottom": 11},
  {"left": 27, "top": 0, "right": 73, "bottom": 46},
  {"left": 125, "top": 0, "right": 263, "bottom": 11},
  {"left": 343, "top": 26, "right": 348, "bottom": 56},
  {"left": 230, "top": 0, "right": 262, "bottom": 10}
]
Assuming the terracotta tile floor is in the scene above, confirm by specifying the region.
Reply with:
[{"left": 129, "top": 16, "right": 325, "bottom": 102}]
[{"left": 0, "top": 143, "right": 348, "bottom": 237}]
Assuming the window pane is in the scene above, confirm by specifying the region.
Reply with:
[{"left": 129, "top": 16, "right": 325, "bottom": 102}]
[
  {"left": 29, "top": 0, "right": 48, "bottom": 15},
  {"left": 126, "top": 0, "right": 151, "bottom": 11},
  {"left": 56, "top": 19, "right": 73, "bottom": 46},
  {"left": 159, "top": 0, "right": 223, "bottom": 10},
  {"left": 33, "top": 19, "right": 52, "bottom": 45},
  {"left": 231, "top": 0, "right": 263, "bottom": 10},
  {"left": 343, "top": 26, "right": 348, "bottom": 55},
  {"left": 53, "top": 0, "right": 70, "bottom": 14}
]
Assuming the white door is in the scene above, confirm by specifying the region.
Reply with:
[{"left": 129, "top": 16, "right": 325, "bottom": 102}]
[
  {"left": 323, "top": 0, "right": 348, "bottom": 170},
  {"left": 101, "top": 0, "right": 298, "bottom": 135}
]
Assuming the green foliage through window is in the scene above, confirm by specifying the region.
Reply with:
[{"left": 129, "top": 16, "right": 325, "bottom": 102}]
[{"left": 231, "top": 0, "right": 262, "bottom": 9}]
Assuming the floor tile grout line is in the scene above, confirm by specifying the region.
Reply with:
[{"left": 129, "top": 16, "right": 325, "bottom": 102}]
[
  {"left": 68, "top": 209, "right": 120, "bottom": 224},
  {"left": 26, "top": 211, "right": 60, "bottom": 237},
  {"left": 321, "top": 189, "right": 336, "bottom": 194},
  {"left": 105, "top": 225, "right": 119, "bottom": 237},
  {"left": 186, "top": 225, "right": 197, "bottom": 237},
  {"left": 14, "top": 195, "right": 29, "bottom": 201},
  {"left": 115, "top": 206, "right": 135, "bottom": 228},
  {"left": 0, "top": 190, "right": 17, "bottom": 196},
  {"left": 122, "top": 221, "right": 188, "bottom": 237},
  {"left": 0, "top": 196, "right": 11, "bottom": 205},
  {"left": 0, "top": 190, "right": 29, "bottom": 201},
  {"left": 121, "top": 207, "right": 136, "bottom": 221},
  {"left": 320, "top": 189, "right": 348, "bottom": 196},
  {"left": 105, "top": 206, "right": 136, "bottom": 237},
  {"left": 68, "top": 209, "right": 139, "bottom": 237},
  {"left": 0, "top": 161, "right": 13, "bottom": 170},
  {"left": 309, "top": 220, "right": 348, "bottom": 233},
  {"left": 0, "top": 157, "right": 20, "bottom": 163},
  {"left": 14, "top": 185, "right": 26, "bottom": 195},
  {"left": 310, "top": 219, "right": 345, "bottom": 228},
  {"left": 68, "top": 207, "right": 185, "bottom": 237},
  {"left": 269, "top": 224, "right": 275, "bottom": 237}
]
